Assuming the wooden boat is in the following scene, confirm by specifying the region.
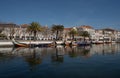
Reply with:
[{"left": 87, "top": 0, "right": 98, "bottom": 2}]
[
  {"left": 12, "top": 39, "right": 55, "bottom": 47},
  {"left": 12, "top": 39, "right": 30, "bottom": 47}
]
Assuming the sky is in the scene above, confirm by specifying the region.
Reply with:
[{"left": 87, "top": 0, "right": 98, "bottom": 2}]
[{"left": 0, "top": 0, "right": 120, "bottom": 29}]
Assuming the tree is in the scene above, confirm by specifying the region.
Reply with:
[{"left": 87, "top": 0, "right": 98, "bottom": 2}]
[
  {"left": 27, "top": 22, "right": 42, "bottom": 40},
  {"left": 69, "top": 28, "right": 78, "bottom": 40},
  {"left": 51, "top": 24, "right": 64, "bottom": 40},
  {"left": 9, "top": 26, "right": 15, "bottom": 39},
  {"left": 0, "top": 28, "right": 6, "bottom": 39},
  {"left": 42, "top": 26, "right": 51, "bottom": 39},
  {"left": 0, "top": 29, "right": 3, "bottom": 33},
  {"left": 0, "top": 34, "right": 7, "bottom": 39},
  {"left": 79, "top": 31, "right": 90, "bottom": 41}
]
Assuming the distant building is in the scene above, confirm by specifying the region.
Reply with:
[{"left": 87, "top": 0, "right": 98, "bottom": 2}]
[
  {"left": 92, "top": 28, "right": 118, "bottom": 43},
  {"left": 0, "top": 23, "right": 120, "bottom": 42},
  {"left": 101, "top": 28, "right": 117, "bottom": 42},
  {"left": 19, "top": 24, "right": 54, "bottom": 40},
  {"left": 77, "top": 25, "right": 95, "bottom": 40},
  {"left": 92, "top": 29, "right": 104, "bottom": 43},
  {"left": 116, "top": 31, "right": 120, "bottom": 42},
  {"left": 63, "top": 27, "right": 72, "bottom": 40},
  {"left": 0, "top": 23, "right": 19, "bottom": 40}
]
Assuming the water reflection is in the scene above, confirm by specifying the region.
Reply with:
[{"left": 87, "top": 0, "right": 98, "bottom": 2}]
[
  {"left": 0, "top": 44, "right": 120, "bottom": 65},
  {"left": 24, "top": 48, "right": 42, "bottom": 71},
  {"left": 51, "top": 46, "right": 64, "bottom": 63},
  {"left": 1, "top": 44, "right": 120, "bottom": 78},
  {"left": 0, "top": 47, "right": 16, "bottom": 63},
  {"left": 67, "top": 46, "right": 91, "bottom": 58},
  {"left": 90, "top": 44, "right": 120, "bottom": 55}
]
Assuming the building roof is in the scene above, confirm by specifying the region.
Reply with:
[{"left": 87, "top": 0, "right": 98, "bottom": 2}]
[
  {"left": 0, "top": 23, "right": 18, "bottom": 28},
  {"left": 101, "top": 28, "right": 116, "bottom": 31},
  {"left": 21, "top": 24, "right": 29, "bottom": 28},
  {"left": 79, "top": 25, "right": 93, "bottom": 29},
  {"left": 64, "top": 28, "right": 72, "bottom": 31}
]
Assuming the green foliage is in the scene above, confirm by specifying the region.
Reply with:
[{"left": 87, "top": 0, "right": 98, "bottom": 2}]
[
  {"left": 0, "top": 34, "right": 6, "bottom": 37},
  {"left": 0, "top": 29, "right": 2, "bottom": 33},
  {"left": 51, "top": 24, "right": 64, "bottom": 32},
  {"left": 27, "top": 22, "right": 42, "bottom": 40},
  {"left": 79, "top": 31, "right": 90, "bottom": 37},
  {"left": 69, "top": 28, "right": 78, "bottom": 35},
  {"left": 51, "top": 24, "right": 64, "bottom": 40},
  {"left": 27, "top": 22, "right": 42, "bottom": 32},
  {"left": 69, "top": 28, "right": 78, "bottom": 40},
  {"left": 0, "top": 34, "right": 7, "bottom": 40}
]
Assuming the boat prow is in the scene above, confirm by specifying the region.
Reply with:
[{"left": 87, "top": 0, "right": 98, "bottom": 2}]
[{"left": 12, "top": 39, "right": 29, "bottom": 47}]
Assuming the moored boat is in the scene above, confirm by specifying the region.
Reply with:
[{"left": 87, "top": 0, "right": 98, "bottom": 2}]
[
  {"left": 12, "top": 39, "right": 55, "bottom": 48},
  {"left": 77, "top": 41, "right": 91, "bottom": 46},
  {"left": 12, "top": 39, "right": 30, "bottom": 47},
  {"left": 61, "top": 41, "right": 78, "bottom": 46}
]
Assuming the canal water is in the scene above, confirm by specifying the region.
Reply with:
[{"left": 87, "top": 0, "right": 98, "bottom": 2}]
[{"left": 0, "top": 44, "right": 120, "bottom": 78}]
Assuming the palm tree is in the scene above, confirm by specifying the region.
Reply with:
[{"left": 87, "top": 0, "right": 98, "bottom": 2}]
[
  {"left": 51, "top": 24, "right": 64, "bottom": 40},
  {"left": 69, "top": 28, "right": 78, "bottom": 40},
  {"left": 102, "top": 30, "right": 105, "bottom": 43},
  {"left": 27, "top": 22, "right": 42, "bottom": 40},
  {"left": 79, "top": 31, "right": 90, "bottom": 41}
]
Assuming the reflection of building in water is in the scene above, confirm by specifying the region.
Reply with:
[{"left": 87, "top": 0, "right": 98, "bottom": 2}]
[
  {"left": 64, "top": 46, "right": 91, "bottom": 58},
  {"left": 0, "top": 44, "right": 120, "bottom": 60},
  {"left": 90, "top": 44, "right": 120, "bottom": 55}
]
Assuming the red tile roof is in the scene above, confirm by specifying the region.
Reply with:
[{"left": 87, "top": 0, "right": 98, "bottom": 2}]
[
  {"left": 79, "top": 25, "right": 93, "bottom": 29},
  {"left": 21, "top": 24, "right": 29, "bottom": 28},
  {"left": 64, "top": 28, "right": 72, "bottom": 31}
]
